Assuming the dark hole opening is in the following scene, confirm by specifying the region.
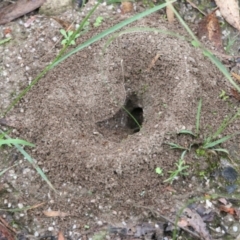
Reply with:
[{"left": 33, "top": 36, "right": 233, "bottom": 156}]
[{"left": 126, "top": 107, "right": 143, "bottom": 133}]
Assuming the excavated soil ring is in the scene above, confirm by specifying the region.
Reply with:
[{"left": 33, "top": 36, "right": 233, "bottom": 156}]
[{"left": 2, "top": 10, "right": 238, "bottom": 232}]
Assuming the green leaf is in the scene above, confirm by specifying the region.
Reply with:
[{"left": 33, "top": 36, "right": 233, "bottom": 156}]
[
  {"left": 61, "top": 39, "right": 67, "bottom": 45},
  {"left": 71, "top": 40, "right": 76, "bottom": 45},
  {"left": 60, "top": 29, "right": 67, "bottom": 38},
  {"left": 155, "top": 167, "right": 163, "bottom": 175},
  {"left": 178, "top": 130, "right": 195, "bottom": 137},
  {"left": 2, "top": 131, "right": 56, "bottom": 192},
  {"left": 68, "top": 31, "right": 74, "bottom": 37}
]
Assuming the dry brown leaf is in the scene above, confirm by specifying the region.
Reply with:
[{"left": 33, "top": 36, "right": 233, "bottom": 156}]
[
  {"left": 177, "top": 218, "right": 188, "bottom": 228},
  {"left": 197, "top": 10, "right": 222, "bottom": 50},
  {"left": 215, "top": 0, "right": 240, "bottom": 31},
  {"left": 182, "top": 208, "right": 211, "bottom": 240},
  {"left": 231, "top": 72, "right": 240, "bottom": 82},
  {"left": 121, "top": 2, "right": 133, "bottom": 14},
  {"left": 231, "top": 88, "right": 240, "bottom": 101},
  {"left": 43, "top": 210, "right": 69, "bottom": 217},
  {"left": 52, "top": 17, "right": 75, "bottom": 31},
  {"left": 219, "top": 205, "right": 237, "bottom": 217},
  {"left": 163, "top": 185, "right": 176, "bottom": 193},
  {"left": 0, "top": 216, "right": 16, "bottom": 240},
  {"left": 58, "top": 231, "right": 65, "bottom": 240},
  {"left": 218, "top": 197, "right": 228, "bottom": 205}
]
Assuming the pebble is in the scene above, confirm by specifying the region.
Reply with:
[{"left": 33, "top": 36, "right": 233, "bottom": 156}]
[
  {"left": 97, "top": 221, "right": 103, "bottom": 226},
  {"left": 48, "top": 227, "right": 54, "bottom": 231},
  {"left": 18, "top": 203, "right": 23, "bottom": 209}
]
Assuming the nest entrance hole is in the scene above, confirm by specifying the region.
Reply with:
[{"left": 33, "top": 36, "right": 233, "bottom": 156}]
[{"left": 96, "top": 94, "right": 144, "bottom": 142}]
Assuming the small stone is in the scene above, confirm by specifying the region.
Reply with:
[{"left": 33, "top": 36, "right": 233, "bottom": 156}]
[
  {"left": 18, "top": 203, "right": 23, "bottom": 209},
  {"left": 222, "top": 166, "right": 238, "bottom": 182},
  {"left": 48, "top": 227, "right": 54, "bottom": 231},
  {"left": 233, "top": 226, "right": 238, "bottom": 232},
  {"left": 52, "top": 36, "right": 58, "bottom": 42},
  {"left": 97, "top": 221, "right": 103, "bottom": 226}
]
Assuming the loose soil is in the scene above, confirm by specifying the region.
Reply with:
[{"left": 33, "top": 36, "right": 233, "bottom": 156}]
[{"left": 1, "top": 3, "right": 240, "bottom": 239}]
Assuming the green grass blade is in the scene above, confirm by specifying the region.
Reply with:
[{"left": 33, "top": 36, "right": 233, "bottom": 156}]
[
  {"left": 203, "top": 50, "right": 240, "bottom": 93},
  {"left": 180, "top": 150, "right": 187, "bottom": 159},
  {"left": 0, "top": 139, "right": 35, "bottom": 147},
  {"left": 122, "top": 106, "right": 141, "bottom": 129},
  {"left": 170, "top": 3, "right": 199, "bottom": 43},
  {"left": 0, "top": 37, "right": 11, "bottom": 45},
  {"left": 203, "top": 134, "right": 236, "bottom": 149},
  {"left": 2, "top": 133, "right": 56, "bottom": 192},
  {"left": 212, "top": 109, "right": 240, "bottom": 140},
  {"left": 213, "top": 148, "right": 229, "bottom": 154},
  {"left": 15, "top": 144, "right": 56, "bottom": 192},
  {"left": 171, "top": 4, "right": 240, "bottom": 94},
  {"left": 196, "top": 99, "right": 202, "bottom": 135},
  {"left": 49, "top": 0, "right": 176, "bottom": 70}
]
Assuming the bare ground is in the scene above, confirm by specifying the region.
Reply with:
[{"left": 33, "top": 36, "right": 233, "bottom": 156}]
[{"left": 1, "top": 3, "right": 240, "bottom": 239}]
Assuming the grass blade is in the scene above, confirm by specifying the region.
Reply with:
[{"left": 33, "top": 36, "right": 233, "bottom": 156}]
[
  {"left": 203, "top": 134, "right": 236, "bottom": 149},
  {"left": 2, "top": 132, "right": 56, "bottom": 192},
  {"left": 213, "top": 148, "right": 229, "bottom": 154},
  {"left": 170, "top": 4, "right": 240, "bottom": 94},
  {"left": 0, "top": 139, "right": 35, "bottom": 147},
  {"left": 0, "top": 37, "right": 11, "bottom": 45},
  {"left": 212, "top": 109, "right": 240, "bottom": 140},
  {"left": 166, "top": 142, "right": 188, "bottom": 150}
]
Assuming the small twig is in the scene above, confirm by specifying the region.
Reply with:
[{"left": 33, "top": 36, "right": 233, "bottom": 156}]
[
  {"left": 186, "top": 0, "right": 206, "bottom": 16},
  {"left": 146, "top": 52, "right": 161, "bottom": 72},
  {"left": 134, "top": 204, "right": 201, "bottom": 239}
]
